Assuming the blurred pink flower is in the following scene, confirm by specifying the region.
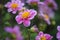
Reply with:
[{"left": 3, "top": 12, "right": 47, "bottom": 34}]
[
  {"left": 57, "top": 26, "right": 60, "bottom": 40},
  {"left": 5, "top": 0, "right": 24, "bottom": 14},
  {"left": 15, "top": 9, "right": 37, "bottom": 27},
  {"left": 4, "top": 26, "right": 23, "bottom": 40},
  {"left": 35, "top": 31, "right": 53, "bottom": 40},
  {"left": 44, "top": 0, "right": 58, "bottom": 10},
  {"left": 38, "top": 2, "right": 55, "bottom": 25},
  {"left": 26, "top": 0, "right": 40, "bottom": 5},
  {"left": 38, "top": 2, "right": 54, "bottom": 18}
]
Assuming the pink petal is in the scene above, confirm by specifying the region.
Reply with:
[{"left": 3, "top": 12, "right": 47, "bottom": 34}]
[
  {"left": 5, "top": 2, "right": 11, "bottom": 7},
  {"left": 12, "top": 11, "right": 17, "bottom": 14},
  {"left": 44, "top": 19, "right": 51, "bottom": 25},
  {"left": 38, "top": 31, "right": 44, "bottom": 37},
  {"left": 23, "top": 20, "right": 30, "bottom": 27},
  {"left": 16, "top": 34, "right": 23, "bottom": 40},
  {"left": 13, "top": 26, "right": 20, "bottom": 34},
  {"left": 11, "top": 0, "right": 16, "bottom": 3},
  {"left": 8, "top": 8, "right": 12, "bottom": 12},
  {"left": 15, "top": 15, "right": 23, "bottom": 24},
  {"left": 4, "top": 27, "right": 13, "bottom": 33},
  {"left": 35, "top": 36, "right": 40, "bottom": 40},
  {"left": 28, "top": 9, "right": 37, "bottom": 20},
  {"left": 53, "top": 1, "right": 58, "bottom": 10},
  {"left": 57, "top": 26, "right": 60, "bottom": 31},
  {"left": 57, "top": 32, "right": 60, "bottom": 39},
  {"left": 44, "top": 34, "right": 53, "bottom": 40}
]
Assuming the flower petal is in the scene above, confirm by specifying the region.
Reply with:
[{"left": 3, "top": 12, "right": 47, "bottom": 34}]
[
  {"left": 23, "top": 20, "right": 30, "bottom": 27},
  {"left": 13, "top": 26, "right": 20, "bottom": 34},
  {"left": 4, "top": 27, "right": 13, "bottom": 33},
  {"left": 44, "top": 34, "right": 53, "bottom": 40},
  {"left": 38, "top": 31, "right": 44, "bottom": 37},
  {"left": 35, "top": 36, "right": 40, "bottom": 40},
  {"left": 8, "top": 8, "right": 12, "bottom": 12},
  {"left": 57, "top": 32, "right": 60, "bottom": 39},
  {"left": 28, "top": 9, "right": 37, "bottom": 20},
  {"left": 5, "top": 2, "right": 11, "bottom": 7},
  {"left": 12, "top": 11, "right": 17, "bottom": 14},
  {"left": 15, "top": 15, "right": 23, "bottom": 24},
  {"left": 57, "top": 26, "right": 60, "bottom": 31}
]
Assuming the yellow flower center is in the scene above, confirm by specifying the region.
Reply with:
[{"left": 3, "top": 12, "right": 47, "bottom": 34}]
[
  {"left": 44, "top": 14, "right": 49, "bottom": 20},
  {"left": 41, "top": 36, "right": 46, "bottom": 40},
  {"left": 22, "top": 12, "right": 30, "bottom": 19},
  {"left": 11, "top": 3, "right": 18, "bottom": 8}
]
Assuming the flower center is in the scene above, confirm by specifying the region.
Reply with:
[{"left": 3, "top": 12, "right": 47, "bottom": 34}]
[
  {"left": 44, "top": 14, "right": 49, "bottom": 20},
  {"left": 11, "top": 3, "right": 18, "bottom": 8},
  {"left": 41, "top": 36, "right": 46, "bottom": 40},
  {"left": 22, "top": 12, "right": 30, "bottom": 19}
]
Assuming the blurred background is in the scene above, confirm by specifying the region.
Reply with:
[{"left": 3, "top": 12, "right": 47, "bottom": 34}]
[{"left": 0, "top": 0, "right": 60, "bottom": 40}]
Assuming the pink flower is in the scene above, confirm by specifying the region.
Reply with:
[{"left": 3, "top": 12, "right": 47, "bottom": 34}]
[
  {"left": 15, "top": 9, "right": 37, "bottom": 27},
  {"left": 26, "top": 0, "right": 40, "bottom": 5},
  {"left": 38, "top": 2, "right": 51, "bottom": 25},
  {"left": 57, "top": 26, "right": 60, "bottom": 40},
  {"left": 38, "top": 2, "right": 55, "bottom": 25},
  {"left": 35, "top": 31, "right": 53, "bottom": 40},
  {"left": 5, "top": 0, "right": 24, "bottom": 14},
  {"left": 4, "top": 26, "right": 23, "bottom": 40},
  {"left": 44, "top": 0, "right": 58, "bottom": 10},
  {"left": 38, "top": 2, "right": 54, "bottom": 18}
]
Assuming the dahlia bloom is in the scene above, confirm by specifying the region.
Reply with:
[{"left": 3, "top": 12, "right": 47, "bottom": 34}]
[
  {"left": 15, "top": 9, "right": 37, "bottom": 27},
  {"left": 38, "top": 2, "right": 54, "bottom": 18},
  {"left": 5, "top": 0, "right": 24, "bottom": 14},
  {"left": 26, "top": 0, "right": 40, "bottom": 5},
  {"left": 4, "top": 26, "right": 23, "bottom": 40},
  {"left": 57, "top": 26, "right": 60, "bottom": 40},
  {"left": 35, "top": 31, "right": 53, "bottom": 40},
  {"left": 44, "top": 0, "right": 58, "bottom": 10},
  {"left": 38, "top": 2, "right": 54, "bottom": 25}
]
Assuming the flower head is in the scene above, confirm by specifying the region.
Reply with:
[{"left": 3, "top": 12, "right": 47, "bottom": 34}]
[
  {"left": 35, "top": 31, "right": 53, "bottom": 40},
  {"left": 57, "top": 26, "right": 60, "bottom": 40},
  {"left": 5, "top": 0, "right": 24, "bottom": 14},
  {"left": 26, "top": 0, "right": 40, "bottom": 5},
  {"left": 44, "top": 0, "right": 58, "bottom": 10},
  {"left": 15, "top": 9, "right": 37, "bottom": 27},
  {"left": 38, "top": 2, "right": 54, "bottom": 25},
  {"left": 4, "top": 25, "right": 23, "bottom": 40}
]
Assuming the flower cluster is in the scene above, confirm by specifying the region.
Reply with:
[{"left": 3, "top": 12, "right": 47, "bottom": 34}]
[
  {"left": 5, "top": 0, "right": 37, "bottom": 27},
  {"left": 4, "top": 0, "right": 58, "bottom": 40}
]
